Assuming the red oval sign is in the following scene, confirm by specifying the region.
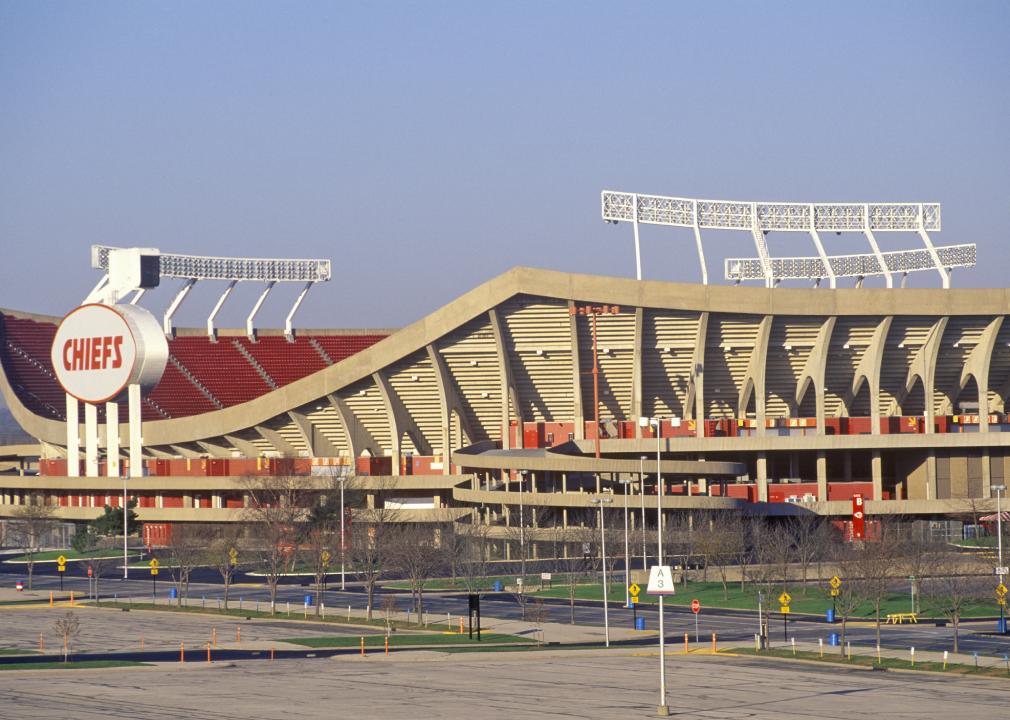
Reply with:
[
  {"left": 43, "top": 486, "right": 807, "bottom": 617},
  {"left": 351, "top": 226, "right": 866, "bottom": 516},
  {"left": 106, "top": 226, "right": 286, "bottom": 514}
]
[{"left": 691, "top": 598, "right": 701, "bottom": 613}]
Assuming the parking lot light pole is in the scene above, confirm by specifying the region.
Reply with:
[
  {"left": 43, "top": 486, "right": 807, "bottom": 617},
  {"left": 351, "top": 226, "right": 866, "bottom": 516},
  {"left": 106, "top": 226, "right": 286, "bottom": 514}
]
[
  {"left": 641, "top": 415, "right": 669, "bottom": 716},
  {"left": 640, "top": 455, "right": 648, "bottom": 571},
  {"left": 591, "top": 496, "right": 614, "bottom": 647},
  {"left": 620, "top": 477, "right": 633, "bottom": 607},
  {"left": 994, "top": 484, "right": 1006, "bottom": 633}
]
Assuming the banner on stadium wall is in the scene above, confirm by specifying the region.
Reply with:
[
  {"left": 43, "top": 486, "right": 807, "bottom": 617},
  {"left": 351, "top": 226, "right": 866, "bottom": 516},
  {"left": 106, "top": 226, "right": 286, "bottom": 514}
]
[{"left": 851, "top": 493, "right": 865, "bottom": 540}]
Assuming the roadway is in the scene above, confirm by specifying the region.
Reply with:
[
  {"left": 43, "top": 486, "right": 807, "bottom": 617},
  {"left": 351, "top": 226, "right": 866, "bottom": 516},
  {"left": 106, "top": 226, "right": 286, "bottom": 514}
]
[{"left": 6, "top": 565, "right": 1010, "bottom": 660}]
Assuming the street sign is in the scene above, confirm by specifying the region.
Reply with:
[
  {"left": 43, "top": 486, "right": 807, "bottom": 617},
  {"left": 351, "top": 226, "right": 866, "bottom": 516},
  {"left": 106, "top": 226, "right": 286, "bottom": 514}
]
[
  {"left": 630, "top": 595, "right": 638, "bottom": 605},
  {"left": 830, "top": 588, "right": 839, "bottom": 597},
  {"left": 56, "top": 555, "right": 67, "bottom": 565},
  {"left": 628, "top": 583, "right": 641, "bottom": 597},
  {"left": 646, "top": 565, "right": 676, "bottom": 595},
  {"left": 999, "top": 598, "right": 1007, "bottom": 606},
  {"left": 995, "top": 567, "right": 1009, "bottom": 576},
  {"left": 87, "top": 565, "right": 93, "bottom": 577},
  {"left": 150, "top": 558, "right": 159, "bottom": 576},
  {"left": 829, "top": 575, "right": 841, "bottom": 589},
  {"left": 778, "top": 591, "right": 792, "bottom": 606},
  {"left": 996, "top": 583, "right": 1008, "bottom": 597},
  {"left": 691, "top": 599, "right": 701, "bottom": 614},
  {"left": 321, "top": 550, "right": 331, "bottom": 566},
  {"left": 229, "top": 547, "right": 238, "bottom": 567},
  {"left": 57, "top": 564, "right": 66, "bottom": 573},
  {"left": 541, "top": 572, "right": 552, "bottom": 581},
  {"left": 780, "top": 606, "right": 791, "bottom": 614}
]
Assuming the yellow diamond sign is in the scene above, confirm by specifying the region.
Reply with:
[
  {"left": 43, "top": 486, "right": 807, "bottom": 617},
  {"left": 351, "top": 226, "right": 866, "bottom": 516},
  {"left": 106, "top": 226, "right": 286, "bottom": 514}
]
[
  {"left": 829, "top": 576, "right": 841, "bottom": 589},
  {"left": 778, "top": 591, "right": 792, "bottom": 606},
  {"left": 149, "top": 558, "right": 159, "bottom": 569},
  {"left": 56, "top": 555, "right": 67, "bottom": 566},
  {"left": 628, "top": 583, "right": 641, "bottom": 597},
  {"left": 996, "top": 583, "right": 1008, "bottom": 597}
]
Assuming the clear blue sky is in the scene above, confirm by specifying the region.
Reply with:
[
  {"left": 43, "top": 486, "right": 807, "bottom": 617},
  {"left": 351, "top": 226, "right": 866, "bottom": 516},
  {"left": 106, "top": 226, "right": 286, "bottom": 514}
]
[{"left": 2, "top": 1, "right": 1008, "bottom": 330}]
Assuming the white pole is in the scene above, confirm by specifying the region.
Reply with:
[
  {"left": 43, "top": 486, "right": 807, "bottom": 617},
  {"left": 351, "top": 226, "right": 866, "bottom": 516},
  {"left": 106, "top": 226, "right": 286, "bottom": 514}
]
[
  {"left": 623, "top": 479, "right": 630, "bottom": 608},
  {"left": 340, "top": 475, "right": 346, "bottom": 591},
  {"left": 595, "top": 496, "right": 611, "bottom": 648},
  {"left": 123, "top": 469, "right": 128, "bottom": 579},
  {"left": 996, "top": 485, "right": 1005, "bottom": 633},
  {"left": 640, "top": 456, "right": 647, "bottom": 570},
  {"left": 519, "top": 471, "right": 526, "bottom": 584},
  {"left": 655, "top": 418, "right": 667, "bottom": 714}
]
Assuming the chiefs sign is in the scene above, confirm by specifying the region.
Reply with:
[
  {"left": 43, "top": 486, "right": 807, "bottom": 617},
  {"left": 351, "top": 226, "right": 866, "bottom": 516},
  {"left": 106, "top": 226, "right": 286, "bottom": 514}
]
[{"left": 51, "top": 304, "right": 168, "bottom": 404}]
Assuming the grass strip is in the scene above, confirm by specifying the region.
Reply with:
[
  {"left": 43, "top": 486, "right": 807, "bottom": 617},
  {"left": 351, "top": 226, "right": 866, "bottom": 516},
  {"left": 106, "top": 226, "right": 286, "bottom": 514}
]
[
  {"left": 280, "top": 632, "right": 532, "bottom": 648},
  {"left": 91, "top": 600, "right": 464, "bottom": 632},
  {"left": 733, "top": 646, "right": 1010, "bottom": 678},
  {"left": 0, "top": 660, "right": 147, "bottom": 671},
  {"left": 0, "top": 648, "right": 39, "bottom": 656}
]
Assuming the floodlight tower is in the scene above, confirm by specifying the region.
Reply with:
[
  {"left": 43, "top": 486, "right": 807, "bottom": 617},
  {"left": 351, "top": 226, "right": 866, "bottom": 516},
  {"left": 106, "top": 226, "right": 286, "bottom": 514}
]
[{"left": 601, "top": 191, "right": 976, "bottom": 289}]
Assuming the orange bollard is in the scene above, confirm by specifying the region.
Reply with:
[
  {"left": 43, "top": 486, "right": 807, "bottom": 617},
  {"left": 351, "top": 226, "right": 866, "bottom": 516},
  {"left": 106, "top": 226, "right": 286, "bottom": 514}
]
[
  {"left": 712, "top": 633, "right": 717, "bottom": 654},
  {"left": 385, "top": 636, "right": 389, "bottom": 656},
  {"left": 236, "top": 626, "right": 241, "bottom": 643},
  {"left": 70, "top": 591, "right": 75, "bottom": 607},
  {"left": 180, "top": 642, "right": 185, "bottom": 663},
  {"left": 39, "top": 632, "right": 44, "bottom": 653},
  {"left": 49, "top": 591, "right": 54, "bottom": 607},
  {"left": 212, "top": 627, "right": 217, "bottom": 648},
  {"left": 360, "top": 636, "right": 365, "bottom": 656},
  {"left": 684, "top": 633, "right": 689, "bottom": 654},
  {"left": 207, "top": 642, "right": 211, "bottom": 663},
  {"left": 270, "top": 646, "right": 275, "bottom": 662},
  {"left": 459, "top": 617, "right": 464, "bottom": 634}
]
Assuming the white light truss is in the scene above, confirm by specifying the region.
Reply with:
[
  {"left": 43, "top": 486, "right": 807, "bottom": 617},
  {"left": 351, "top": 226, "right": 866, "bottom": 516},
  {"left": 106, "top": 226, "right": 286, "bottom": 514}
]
[
  {"left": 89, "top": 245, "right": 331, "bottom": 341},
  {"left": 601, "top": 190, "right": 954, "bottom": 288},
  {"left": 725, "top": 243, "right": 976, "bottom": 283}
]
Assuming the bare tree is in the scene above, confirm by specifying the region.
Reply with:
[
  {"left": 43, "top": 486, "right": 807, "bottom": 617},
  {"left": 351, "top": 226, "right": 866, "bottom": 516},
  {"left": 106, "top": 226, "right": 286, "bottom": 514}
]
[
  {"left": 695, "top": 515, "right": 745, "bottom": 600},
  {"left": 457, "top": 523, "right": 494, "bottom": 596},
  {"left": 349, "top": 505, "right": 398, "bottom": 620},
  {"left": 529, "top": 596, "right": 549, "bottom": 646},
  {"left": 240, "top": 475, "right": 311, "bottom": 614},
  {"left": 923, "top": 553, "right": 987, "bottom": 653},
  {"left": 387, "top": 523, "right": 445, "bottom": 620},
  {"left": 846, "top": 531, "right": 896, "bottom": 648},
  {"left": 786, "top": 515, "right": 828, "bottom": 595},
  {"left": 71, "top": 531, "right": 116, "bottom": 604},
  {"left": 9, "top": 496, "right": 57, "bottom": 590},
  {"left": 204, "top": 526, "right": 244, "bottom": 610},
  {"left": 53, "top": 611, "right": 81, "bottom": 663},
  {"left": 167, "top": 523, "right": 209, "bottom": 606}
]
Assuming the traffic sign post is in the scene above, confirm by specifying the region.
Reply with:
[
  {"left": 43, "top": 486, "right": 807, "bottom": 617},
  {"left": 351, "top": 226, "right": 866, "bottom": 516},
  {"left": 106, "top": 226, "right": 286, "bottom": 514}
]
[
  {"left": 57, "top": 555, "right": 66, "bottom": 592},
  {"left": 629, "top": 582, "right": 641, "bottom": 624},
  {"left": 691, "top": 599, "right": 701, "bottom": 642},
  {"left": 150, "top": 558, "right": 159, "bottom": 597},
  {"left": 829, "top": 576, "right": 842, "bottom": 617},
  {"left": 779, "top": 591, "right": 792, "bottom": 642}
]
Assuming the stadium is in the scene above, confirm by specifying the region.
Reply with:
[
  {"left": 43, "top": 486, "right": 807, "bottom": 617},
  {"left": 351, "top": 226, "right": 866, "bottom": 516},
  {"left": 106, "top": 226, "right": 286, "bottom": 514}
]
[{"left": 0, "top": 191, "right": 1005, "bottom": 548}]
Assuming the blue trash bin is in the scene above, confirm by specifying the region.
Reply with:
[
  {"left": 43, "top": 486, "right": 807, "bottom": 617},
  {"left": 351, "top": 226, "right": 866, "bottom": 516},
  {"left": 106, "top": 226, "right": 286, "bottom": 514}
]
[
  {"left": 493, "top": 580, "right": 504, "bottom": 592},
  {"left": 635, "top": 617, "right": 646, "bottom": 631},
  {"left": 829, "top": 632, "right": 840, "bottom": 647},
  {"left": 826, "top": 609, "right": 835, "bottom": 623},
  {"left": 304, "top": 594, "right": 313, "bottom": 606},
  {"left": 169, "top": 587, "right": 178, "bottom": 600}
]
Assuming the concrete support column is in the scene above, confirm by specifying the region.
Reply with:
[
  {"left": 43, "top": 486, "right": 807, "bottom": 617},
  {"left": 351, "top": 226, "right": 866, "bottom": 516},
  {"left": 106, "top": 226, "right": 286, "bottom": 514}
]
[
  {"left": 757, "top": 452, "right": 769, "bottom": 502},
  {"left": 926, "top": 451, "right": 938, "bottom": 501},
  {"left": 816, "top": 451, "right": 827, "bottom": 501},
  {"left": 183, "top": 493, "right": 193, "bottom": 509},
  {"left": 84, "top": 403, "right": 98, "bottom": 478},
  {"left": 871, "top": 450, "right": 883, "bottom": 501},
  {"left": 982, "top": 451, "right": 992, "bottom": 498},
  {"left": 788, "top": 453, "right": 799, "bottom": 481},
  {"left": 843, "top": 452, "right": 853, "bottom": 482}
]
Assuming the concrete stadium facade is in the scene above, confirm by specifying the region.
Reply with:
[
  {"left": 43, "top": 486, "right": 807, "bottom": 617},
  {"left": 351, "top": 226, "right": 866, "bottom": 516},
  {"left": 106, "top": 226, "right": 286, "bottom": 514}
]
[{"left": 3, "top": 266, "right": 1010, "bottom": 536}]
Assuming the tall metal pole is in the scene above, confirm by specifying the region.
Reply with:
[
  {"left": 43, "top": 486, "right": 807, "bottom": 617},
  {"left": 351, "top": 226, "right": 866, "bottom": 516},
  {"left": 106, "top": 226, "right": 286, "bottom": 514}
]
[
  {"left": 653, "top": 418, "right": 668, "bottom": 715},
  {"left": 122, "top": 468, "right": 128, "bottom": 579},
  {"left": 340, "top": 474, "right": 346, "bottom": 591},
  {"left": 640, "top": 455, "right": 647, "bottom": 570},
  {"left": 623, "top": 478, "right": 631, "bottom": 607},
  {"left": 592, "top": 495, "right": 612, "bottom": 647},
  {"left": 519, "top": 470, "right": 526, "bottom": 585},
  {"left": 995, "top": 484, "right": 1006, "bottom": 633}
]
